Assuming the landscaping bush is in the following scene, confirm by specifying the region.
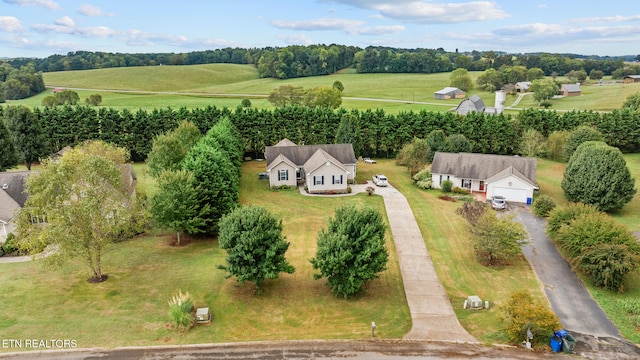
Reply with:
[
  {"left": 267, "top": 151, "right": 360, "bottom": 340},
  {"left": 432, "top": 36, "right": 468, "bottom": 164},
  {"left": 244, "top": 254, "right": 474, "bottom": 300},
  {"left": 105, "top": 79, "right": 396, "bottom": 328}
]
[
  {"left": 440, "top": 179, "right": 453, "bottom": 193},
  {"left": 168, "top": 290, "right": 194, "bottom": 329},
  {"left": 452, "top": 187, "right": 469, "bottom": 194},
  {"left": 412, "top": 168, "right": 432, "bottom": 189},
  {"left": 531, "top": 195, "right": 556, "bottom": 217},
  {"left": 1, "top": 233, "right": 20, "bottom": 255},
  {"left": 501, "top": 290, "right": 561, "bottom": 346},
  {"left": 546, "top": 202, "right": 599, "bottom": 238}
]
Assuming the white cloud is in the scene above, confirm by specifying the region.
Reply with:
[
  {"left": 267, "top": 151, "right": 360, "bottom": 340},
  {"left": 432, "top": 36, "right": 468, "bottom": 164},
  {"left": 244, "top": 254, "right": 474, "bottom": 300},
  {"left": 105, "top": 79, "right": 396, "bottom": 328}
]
[
  {"left": 278, "top": 33, "right": 314, "bottom": 45},
  {"left": 0, "top": 16, "right": 23, "bottom": 32},
  {"left": 272, "top": 18, "right": 365, "bottom": 31},
  {"left": 3, "top": 0, "right": 59, "bottom": 10},
  {"left": 54, "top": 15, "right": 74, "bottom": 27},
  {"left": 328, "top": 0, "right": 510, "bottom": 24},
  {"left": 78, "top": 4, "right": 112, "bottom": 17},
  {"left": 348, "top": 25, "right": 405, "bottom": 35},
  {"left": 572, "top": 14, "right": 640, "bottom": 24},
  {"left": 122, "top": 29, "right": 191, "bottom": 47},
  {"left": 32, "top": 22, "right": 116, "bottom": 37}
]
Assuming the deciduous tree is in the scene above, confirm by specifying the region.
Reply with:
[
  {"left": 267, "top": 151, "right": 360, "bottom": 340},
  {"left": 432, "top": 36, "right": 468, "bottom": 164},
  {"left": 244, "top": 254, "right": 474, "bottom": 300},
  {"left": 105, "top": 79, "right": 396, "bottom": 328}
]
[
  {"left": 530, "top": 78, "right": 560, "bottom": 104},
  {"left": 311, "top": 205, "right": 388, "bottom": 298},
  {"left": 218, "top": 206, "right": 295, "bottom": 293},
  {"left": 561, "top": 141, "right": 636, "bottom": 212},
  {"left": 469, "top": 211, "right": 527, "bottom": 266},
  {"left": 16, "top": 141, "right": 136, "bottom": 283},
  {"left": 449, "top": 68, "right": 473, "bottom": 91}
]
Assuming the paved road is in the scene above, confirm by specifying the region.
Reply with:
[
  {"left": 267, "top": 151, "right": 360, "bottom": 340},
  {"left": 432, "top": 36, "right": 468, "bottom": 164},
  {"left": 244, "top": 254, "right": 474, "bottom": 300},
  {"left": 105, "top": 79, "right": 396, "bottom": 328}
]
[{"left": 513, "top": 208, "right": 620, "bottom": 338}]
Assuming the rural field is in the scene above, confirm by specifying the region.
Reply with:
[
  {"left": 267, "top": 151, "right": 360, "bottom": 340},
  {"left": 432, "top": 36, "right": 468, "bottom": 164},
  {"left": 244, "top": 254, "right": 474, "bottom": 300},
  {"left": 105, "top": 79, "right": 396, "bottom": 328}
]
[
  {"left": 4, "top": 63, "right": 636, "bottom": 112},
  {"left": 2, "top": 63, "right": 640, "bottom": 349}
]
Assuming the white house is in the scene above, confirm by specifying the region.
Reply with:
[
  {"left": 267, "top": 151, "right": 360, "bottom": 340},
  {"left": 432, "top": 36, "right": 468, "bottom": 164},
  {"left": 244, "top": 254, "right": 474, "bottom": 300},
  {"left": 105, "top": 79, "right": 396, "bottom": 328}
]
[
  {"left": 0, "top": 171, "right": 30, "bottom": 243},
  {"left": 264, "top": 139, "right": 357, "bottom": 194},
  {"left": 430, "top": 152, "right": 538, "bottom": 204}
]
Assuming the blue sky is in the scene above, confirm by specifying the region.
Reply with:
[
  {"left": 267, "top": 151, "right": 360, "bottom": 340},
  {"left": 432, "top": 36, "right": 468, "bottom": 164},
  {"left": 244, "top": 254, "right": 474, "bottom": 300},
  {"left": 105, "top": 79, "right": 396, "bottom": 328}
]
[{"left": 1, "top": 0, "right": 639, "bottom": 58}]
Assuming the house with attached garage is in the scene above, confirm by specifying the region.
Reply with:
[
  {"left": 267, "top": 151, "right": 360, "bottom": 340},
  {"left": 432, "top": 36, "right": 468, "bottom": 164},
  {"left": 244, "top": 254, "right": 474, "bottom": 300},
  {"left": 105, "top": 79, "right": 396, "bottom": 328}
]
[
  {"left": 430, "top": 152, "right": 538, "bottom": 204},
  {"left": 264, "top": 139, "right": 357, "bottom": 194}
]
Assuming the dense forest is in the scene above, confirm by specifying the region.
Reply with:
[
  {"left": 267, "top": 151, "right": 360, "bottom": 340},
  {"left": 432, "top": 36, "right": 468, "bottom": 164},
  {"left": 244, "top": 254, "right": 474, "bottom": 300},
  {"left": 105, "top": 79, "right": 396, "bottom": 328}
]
[{"left": 2, "top": 105, "right": 639, "bottom": 166}]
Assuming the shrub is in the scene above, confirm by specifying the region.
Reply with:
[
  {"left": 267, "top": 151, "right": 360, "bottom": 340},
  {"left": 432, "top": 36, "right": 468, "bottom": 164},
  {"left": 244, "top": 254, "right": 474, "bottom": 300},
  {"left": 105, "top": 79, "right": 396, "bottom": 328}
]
[
  {"left": 501, "top": 290, "right": 561, "bottom": 346},
  {"left": 456, "top": 201, "right": 489, "bottom": 226},
  {"left": 452, "top": 187, "right": 469, "bottom": 194},
  {"left": 241, "top": 98, "right": 251, "bottom": 107},
  {"left": 168, "top": 290, "right": 194, "bottom": 329},
  {"left": 441, "top": 180, "right": 453, "bottom": 193},
  {"left": 531, "top": 195, "right": 556, "bottom": 217},
  {"left": 546, "top": 202, "right": 599, "bottom": 238},
  {"left": 470, "top": 212, "right": 527, "bottom": 266},
  {"left": 366, "top": 186, "right": 375, "bottom": 196},
  {"left": 540, "top": 100, "right": 552, "bottom": 108},
  {"left": 412, "top": 168, "right": 432, "bottom": 189},
  {"left": 1, "top": 233, "right": 20, "bottom": 255}
]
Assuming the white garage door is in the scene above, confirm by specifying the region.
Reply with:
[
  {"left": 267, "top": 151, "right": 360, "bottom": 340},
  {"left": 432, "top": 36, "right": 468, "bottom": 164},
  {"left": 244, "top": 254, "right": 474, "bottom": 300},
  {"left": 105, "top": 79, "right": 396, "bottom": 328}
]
[{"left": 493, "top": 187, "right": 528, "bottom": 203}]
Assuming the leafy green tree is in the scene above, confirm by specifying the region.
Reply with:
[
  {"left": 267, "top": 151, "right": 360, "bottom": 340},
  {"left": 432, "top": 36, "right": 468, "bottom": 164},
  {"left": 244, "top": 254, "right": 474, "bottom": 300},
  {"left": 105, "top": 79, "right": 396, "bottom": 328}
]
[
  {"left": 476, "top": 68, "right": 503, "bottom": 92},
  {"left": 449, "top": 68, "right": 473, "bottom": 91},
  {"left": 546, "top": 202, "right": 599, "bottom": 238},
  {"left": 85, "top": 94, "right": 102, "bottom": 106},
  {"left": 218, "top": 205, "right": 295, "bottom": 293},
  {"left": 146, "top": 120, "right": 202, "bottom": 178},
  {"left": 335, "top": 113, "right": 360, "bottom": 156},
  {"left": 545, "top": 130, "right": 569, "bottom": 162},
  {"left": 304, "top": 87, "right": 342, "bottom": 109},
  {"left": 446, "top": 134, "right": 472, "bottom": 153},
  {"left": 562, "top": 141, "right": 636, "bottom": 212},
  {"left": 16, "top": 141, "right": 134, "bottom": 282},
  {"left": 530, "top": 78, "right": 560, "bottom": 104},
  {"left": 54, "top": 90, "right": 80, "bottom": 105},
  {"left": 241, "top": 98, "right": 251, "bottom": 108},
  {"left": 563, "top": 125, "right": 603, "bottom": 161},
  {"left": 267, "top": 85, "right": 305, "bottom": 107},
  {"left": 519, "top": 128, "right": 545, "bottom": 157},
  {"left": 526, "top": 67, "right": 545, "bottom": 81},
  {"left": 396, "top": 137, "right": 430, "bottom": 175},
  {"left": 501, "top": 291, "right": 561, "bottom": 346},
  {"left": 200, "top": 117, "right": 243, "bottom": 175},
  {"left": 0, "top": 120, "right": 19, "bottom": 171},
  {"left": 589, "top": 69, "right": 604, "bottom": 80},
  {"left": 2, "top": 105, "right": 48, "bottom": 170},
  {"left": 469, "top": 211, "right": 527, "bottom": 266},
  {"left": 182, "top": 142, "right": 239, "bottom": 235},
  {"left": 426, "top": 129, "right": 449, "bottom": 162},
  {"left": 622, "top": 92, "right": 640, "bottom": 110},
  {"left": 565, "top": 70, "right": 587, "bottom": 83},
  {"left": 41, "top": 95, "right": 57, "bottom": 107},
  {"left": 149, "top": 170, "right": 206, "bottom": 245},
  {"left": 311, "top": 204, "right": 388, "bottom": 298},
  {"left": 456, "top": 201, "right": 489, "bottom": 226},
  {"left": 332, "top": 80, "right": 344, "bottom": 92}
]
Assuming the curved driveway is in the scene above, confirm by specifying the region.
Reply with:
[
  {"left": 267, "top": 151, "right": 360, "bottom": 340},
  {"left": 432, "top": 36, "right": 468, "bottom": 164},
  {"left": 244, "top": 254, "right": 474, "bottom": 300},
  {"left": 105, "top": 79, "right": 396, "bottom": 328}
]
[{"left": 513, "top": 208, "right": 620, "bottom": 337}]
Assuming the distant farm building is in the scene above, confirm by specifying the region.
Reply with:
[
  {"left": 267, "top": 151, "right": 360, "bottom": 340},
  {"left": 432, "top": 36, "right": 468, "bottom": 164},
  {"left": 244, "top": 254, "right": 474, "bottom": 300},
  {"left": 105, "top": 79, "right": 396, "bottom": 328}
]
[
  {"left": 434, "top": 87, "right": 465, "bottom": 100},
  {"left": 51, "top": 87, "right": 65, "bottom": 94},
  {"left": 515, "top": 81, "right": 531, "bottom": 92},
  {"left": 455, "top": 91, "right": 505, "bottom": 115},
  {"left": 623, "top": 75, "right": 640, "bottom": 84},
  {"left": 560, "top": 83, "right": 581, "bottom": 97}
]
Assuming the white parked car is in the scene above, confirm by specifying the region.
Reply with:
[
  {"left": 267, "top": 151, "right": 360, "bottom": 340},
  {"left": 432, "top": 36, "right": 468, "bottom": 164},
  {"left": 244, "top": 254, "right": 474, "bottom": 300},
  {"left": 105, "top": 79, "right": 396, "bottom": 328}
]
[
  {"left": 372, "top": 174, "right": 388, "bottom": 187},
  {"left": 491, "top": 195, "right": 507, "bottom": 210}
]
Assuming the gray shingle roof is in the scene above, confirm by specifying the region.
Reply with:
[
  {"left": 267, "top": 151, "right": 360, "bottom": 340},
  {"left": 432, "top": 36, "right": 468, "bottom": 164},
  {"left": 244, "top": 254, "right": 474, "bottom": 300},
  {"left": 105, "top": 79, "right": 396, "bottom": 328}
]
[
  {"left": 265, "top": 142, "right": 357, "bottom": 167},
  {"left": 431, "top": 152, "right": 537, "bottom": 184},
  {"left": 434, "top": 87, "right": 462, "bottom": 95},
  {"left": 0, "top": 171, "right": 30, "bottom": 223},
  {"left": 562, "top": 83, "right": 581, "bottom": 93},
  {"left": 303, "top": 148, "right": 347, "bottom": 175}
]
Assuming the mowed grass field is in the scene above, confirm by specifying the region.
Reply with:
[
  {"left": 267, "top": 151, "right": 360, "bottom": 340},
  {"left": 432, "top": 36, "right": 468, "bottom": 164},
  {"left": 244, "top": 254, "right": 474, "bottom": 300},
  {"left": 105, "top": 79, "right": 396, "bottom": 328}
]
[
  {"left": 0, "top": 161, "right": 411, "bottom": 350},
  {"left": 3, "top": 63, "right": 632, "bottom": 112}
]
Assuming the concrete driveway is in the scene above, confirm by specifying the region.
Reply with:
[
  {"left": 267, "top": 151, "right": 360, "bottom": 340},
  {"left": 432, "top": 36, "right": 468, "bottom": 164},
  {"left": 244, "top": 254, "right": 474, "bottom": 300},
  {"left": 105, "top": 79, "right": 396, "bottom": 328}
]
[{"left": 513, "top": 208, "right": 620, "bottom": 337}]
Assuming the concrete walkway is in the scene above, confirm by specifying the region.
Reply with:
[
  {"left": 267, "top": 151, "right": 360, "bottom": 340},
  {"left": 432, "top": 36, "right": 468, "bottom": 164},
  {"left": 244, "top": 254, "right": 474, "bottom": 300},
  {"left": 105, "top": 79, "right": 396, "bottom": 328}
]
[{"left": 301, "top": 183, "right": 476, "bottom": 342}]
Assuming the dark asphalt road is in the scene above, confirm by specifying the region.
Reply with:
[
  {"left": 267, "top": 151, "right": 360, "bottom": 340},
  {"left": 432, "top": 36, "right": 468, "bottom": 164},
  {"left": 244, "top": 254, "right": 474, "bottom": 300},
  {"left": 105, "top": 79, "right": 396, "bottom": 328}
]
[{"left": 513, "top": 208, "right": 620, "bottom": 337}]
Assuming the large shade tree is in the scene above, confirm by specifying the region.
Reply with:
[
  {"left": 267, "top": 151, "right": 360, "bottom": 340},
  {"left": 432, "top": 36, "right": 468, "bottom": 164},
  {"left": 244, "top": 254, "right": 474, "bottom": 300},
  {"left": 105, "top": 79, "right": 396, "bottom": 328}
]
[
  {"left": 16, "top": 141, "right": 137, "bottom": 282},
  {"left": 0, "top": 120, "right": 19, "bottom": 171},
  {"left": 146, "top": 120, "right": 201, "bottom": 178},
  {"left": 311, "top": 204, "right": 388, "bottom": 298},
  {"left": 217, "top": 205, "right": 295, "bottom": 293},
  {"left": 562, "top": 141, "right": 636, "bottom": 212},
  {"left": 2, "top": 105, "right": 48, "bottom": 170}
]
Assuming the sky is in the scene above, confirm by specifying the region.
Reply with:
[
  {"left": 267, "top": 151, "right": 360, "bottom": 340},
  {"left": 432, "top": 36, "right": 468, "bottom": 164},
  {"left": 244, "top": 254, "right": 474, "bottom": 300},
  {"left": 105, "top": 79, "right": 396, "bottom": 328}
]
[{"left": 1, "top": 0, "right": 639, "bottom": 59}]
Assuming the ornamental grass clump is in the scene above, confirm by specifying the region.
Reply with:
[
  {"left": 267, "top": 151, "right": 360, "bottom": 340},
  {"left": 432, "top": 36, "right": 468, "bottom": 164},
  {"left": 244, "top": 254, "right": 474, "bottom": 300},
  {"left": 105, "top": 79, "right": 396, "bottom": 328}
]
[{"left": 168, "top": 290, "right": 194, "bottom": 329}]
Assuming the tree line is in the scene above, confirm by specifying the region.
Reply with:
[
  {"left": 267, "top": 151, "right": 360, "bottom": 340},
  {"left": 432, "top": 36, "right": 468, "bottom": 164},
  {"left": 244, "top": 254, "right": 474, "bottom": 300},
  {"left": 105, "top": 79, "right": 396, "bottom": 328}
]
[
  {"left": 4, "top": 46, "right": 637, "bottom": 80},
  {"left": 2, "top": 104, "right": 640, "bottom": 171}
]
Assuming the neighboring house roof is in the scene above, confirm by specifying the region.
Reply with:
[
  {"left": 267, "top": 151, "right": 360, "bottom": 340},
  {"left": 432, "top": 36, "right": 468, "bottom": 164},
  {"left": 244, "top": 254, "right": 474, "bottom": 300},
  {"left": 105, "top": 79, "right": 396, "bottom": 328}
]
[
  {"left": 274, "top": 138, "right": 298, "bottom": 147},
  {"left": 265, "top": 143, "right": 357, "bottom": 168},
  {"left": 431, "top": 152, "right": 537, "bottom": 185},
  {"left": 561, "top": 83, "right": 581, "bottom": 93},
  {"left": 434, "top": 87, "right": 463, "bottom": 95},
  {"left": 266, "top": 153, "right": 298, "bottom": 172},
  {"left": 303, "top": 148, "right": 348, "bottom": 175},
  {"left": 624, "top": 75, "right": 640, "bottom": 79},
  {"left": 515, "top": 81, "right": 531, "bottom": 91},
  {"left": 0, "top": 171, "right": 30, "bottom": 223}
]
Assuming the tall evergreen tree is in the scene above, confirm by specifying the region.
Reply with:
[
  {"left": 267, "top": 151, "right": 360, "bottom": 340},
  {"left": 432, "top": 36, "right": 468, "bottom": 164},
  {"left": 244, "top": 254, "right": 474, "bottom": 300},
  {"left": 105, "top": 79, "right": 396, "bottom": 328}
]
[
  {"left": 2, "top": 105, "right": 48, "bottom": 170},
  {"left": 0, "top": 120, "right": 19, "bottom": 171}
]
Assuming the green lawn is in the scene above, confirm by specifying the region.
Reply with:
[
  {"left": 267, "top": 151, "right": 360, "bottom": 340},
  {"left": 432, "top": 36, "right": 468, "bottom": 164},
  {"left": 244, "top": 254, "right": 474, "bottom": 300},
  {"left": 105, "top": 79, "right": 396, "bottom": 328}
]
[
  {"left": 0, "top": 161, "right": 410, "bottom": 350},
  {"left": 358, "top": 159, "right": 546, "bottom": 344}
]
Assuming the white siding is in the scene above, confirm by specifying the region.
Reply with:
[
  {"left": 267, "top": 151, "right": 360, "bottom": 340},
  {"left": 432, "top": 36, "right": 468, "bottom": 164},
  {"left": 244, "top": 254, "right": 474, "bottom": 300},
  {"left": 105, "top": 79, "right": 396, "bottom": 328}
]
[
  {"left": 1, "top": 222, "right": 16, "bottom": 243},
  {"left": 431, "top": 173, "right": 459, "bottom": 189},
  {"left": 269, "top": 162, "right": 297, "bottom": 188},
  {"left": 306, "top": 162, "right": 348, "bottom": 193},
  {"left": 486, "top": 175, "right": 535, "bottom": 203}
]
